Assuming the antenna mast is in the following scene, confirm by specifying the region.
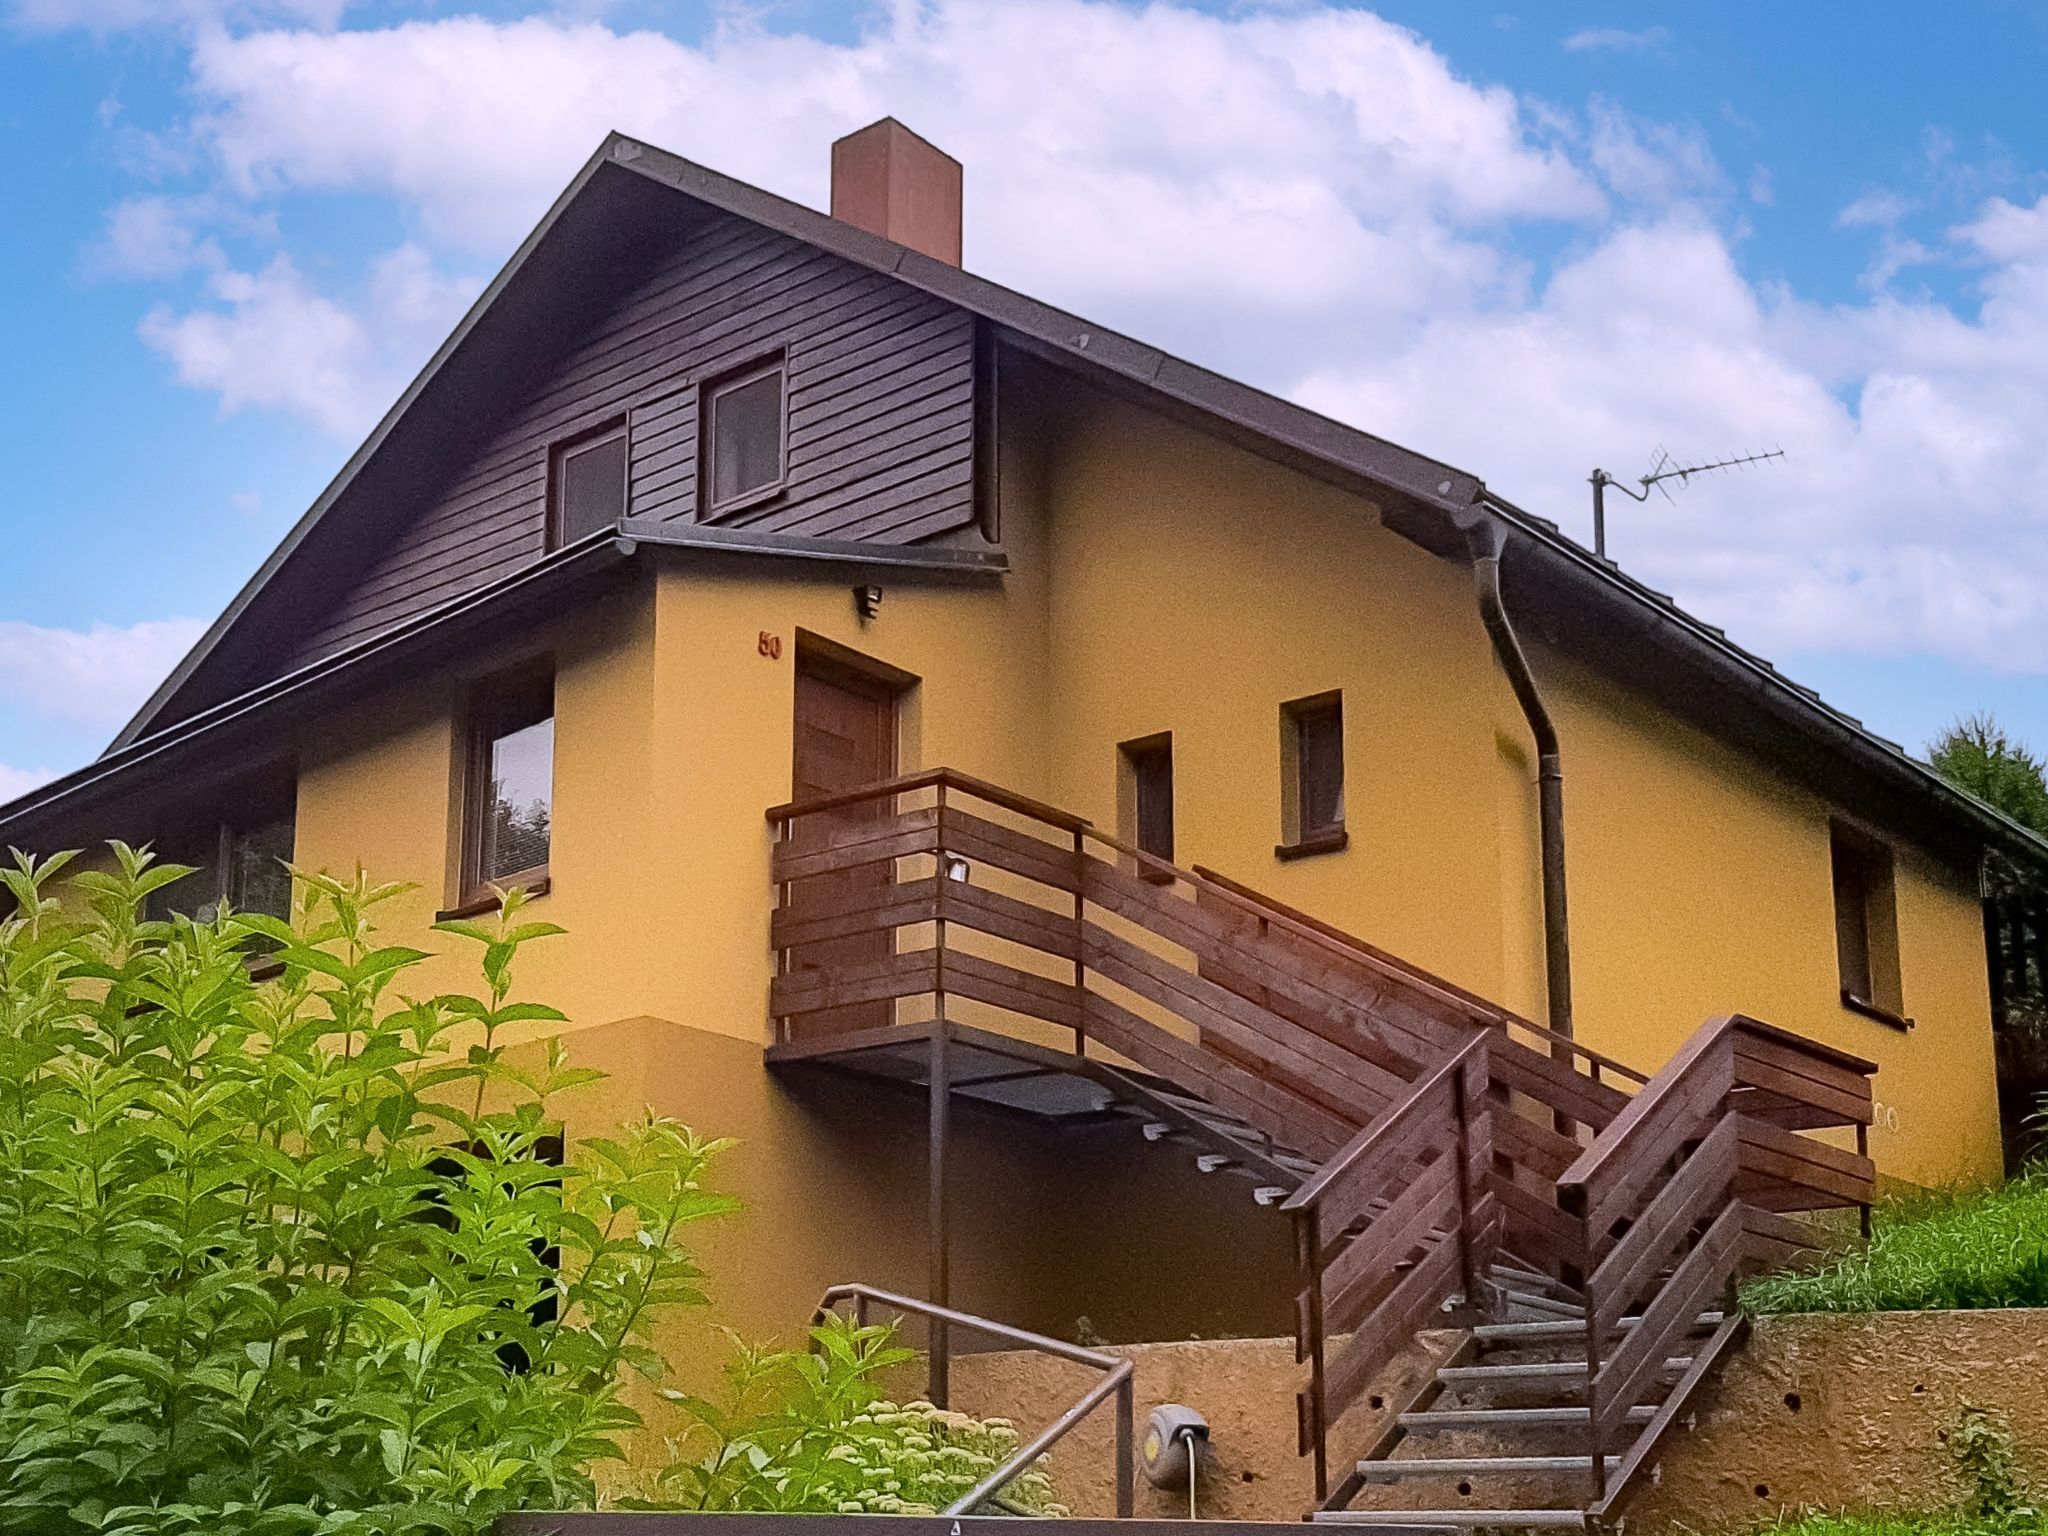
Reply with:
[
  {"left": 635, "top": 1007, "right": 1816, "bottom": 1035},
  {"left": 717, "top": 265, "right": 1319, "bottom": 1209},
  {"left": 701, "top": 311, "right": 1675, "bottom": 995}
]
[{"left": 1590, "top": 446, "right": 1784, "bottom": 560}]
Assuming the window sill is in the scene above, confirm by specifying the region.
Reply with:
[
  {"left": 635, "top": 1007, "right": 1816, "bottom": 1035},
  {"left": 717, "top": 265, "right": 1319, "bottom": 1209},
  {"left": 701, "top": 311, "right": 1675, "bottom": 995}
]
[
  {"left": 438, "top": 873, "right": 551, "bottom": 923},
  {"left": 1842, "top": 989, "right": 1913, "bottom": 1032},
  {"left": 701, "top": 480, "right": 787, "bottom": 523},
  {"left": 1276, "top": 827, "right": 1349, "bottom": 862}
]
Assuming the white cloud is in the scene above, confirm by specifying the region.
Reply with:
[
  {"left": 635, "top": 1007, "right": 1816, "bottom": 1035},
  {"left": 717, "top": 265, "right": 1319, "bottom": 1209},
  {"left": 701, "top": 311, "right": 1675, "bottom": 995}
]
[
  {"left": 89, "top": 195, "right": 226, "bottom": 280},
  {"left": 138, "top": 244, "right": 477, "bottom": 437},
  {"left": 73, "top": 0, "right": 2048, "bottom": 679},
  {"left": 1838, "top": 189, "right": 1912, "bottom": 229},
  {"left": 1561, "top": 26, "right": 1670, "bottom": 53},
  {"left": 0, "top": 617, "right": 206, "bottom": 731}
]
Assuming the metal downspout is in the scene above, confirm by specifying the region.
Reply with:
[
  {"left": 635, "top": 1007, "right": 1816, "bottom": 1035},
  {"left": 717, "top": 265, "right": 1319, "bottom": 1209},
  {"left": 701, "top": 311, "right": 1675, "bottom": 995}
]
[{"left": 1460, "top": 513, "right": 1574, "bottom": 1046}]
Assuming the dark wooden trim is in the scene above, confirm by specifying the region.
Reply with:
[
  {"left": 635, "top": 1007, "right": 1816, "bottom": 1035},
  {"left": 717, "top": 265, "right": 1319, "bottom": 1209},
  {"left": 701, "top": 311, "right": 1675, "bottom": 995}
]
[
  {"left": 545, "top": 414, "right": 629, "bottom": 551},
  {"left": 1841, "top": 988, "right": 1915, "bottom": 1032},
  {"left": 456, "top": 660, "right": 556, "bottom": 910},
  {"left": 436, "top": 873, "right": 551, "bottom": 923},
  {"left": 973, "top": 316, "right": 1000, "bottom": 542},
  {"left": 698, "top": 349, "right": 790, "bottom": 520},
  {"left": 1276, "top": 827, "right": 1349, "bottom": 862}
]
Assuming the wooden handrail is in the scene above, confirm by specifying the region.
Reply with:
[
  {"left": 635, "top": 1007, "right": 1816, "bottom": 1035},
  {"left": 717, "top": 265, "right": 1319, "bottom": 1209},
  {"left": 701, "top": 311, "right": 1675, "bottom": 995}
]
[
  {"left": 771, "top": 768, "right": 1491, "bottom": 1039},
  {"left": 1195, "top": 863, "right": 1649, "bottom": 1087},
  {"left": 1282, "top": 1034, "right": 1486, "bottom": 1214},
  {"left": 765, "top": 767, "right": 1095, "bottom": 832},
  {"left": 1556, "top": 1015, "right": 1736, "bottom": 1201},
  {"left": 1553, "top": 1010, "right": 1878, "bottom": 1515}
]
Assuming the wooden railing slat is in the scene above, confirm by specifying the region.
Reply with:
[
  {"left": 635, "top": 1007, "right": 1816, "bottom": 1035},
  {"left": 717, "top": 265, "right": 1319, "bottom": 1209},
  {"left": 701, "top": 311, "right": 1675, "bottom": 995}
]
[
  {"left": 1588, "top": 1116, "right": 1739, "bottom": 1331},
  {"left": 1322, "top": 1238, "right": 1460, "bottom": 1422},
  {"left": 1080, "top": 919, "right": 1390, "bottom": 1123},
  {"left": 770, "top": 950, "right": 941, "bottom": 1017},
  {"left": 1318, "top": 1155, "right": 1458, "bottom": 1336},
  {"left": 1594, "top": 1200, "right": 1745, "bottom": 1439},
  {"left": 771, "top": 876, "right": 940, "bottom": 950},
  {"left": 1080, "top": 992, "right": 1352, "bottom": 1159}
]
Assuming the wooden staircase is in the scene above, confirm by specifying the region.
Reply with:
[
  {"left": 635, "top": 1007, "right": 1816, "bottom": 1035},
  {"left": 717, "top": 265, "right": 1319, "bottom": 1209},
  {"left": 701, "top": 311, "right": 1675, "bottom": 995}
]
[{"left": 763, "top": 769, "right": 1878, "bottom": 1532}]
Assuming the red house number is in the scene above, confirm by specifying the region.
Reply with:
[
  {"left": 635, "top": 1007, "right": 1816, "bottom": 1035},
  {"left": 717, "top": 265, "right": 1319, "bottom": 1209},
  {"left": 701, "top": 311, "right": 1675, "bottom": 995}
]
[{"left": 758, "top": 632, "right": 782, "bottom": 660}]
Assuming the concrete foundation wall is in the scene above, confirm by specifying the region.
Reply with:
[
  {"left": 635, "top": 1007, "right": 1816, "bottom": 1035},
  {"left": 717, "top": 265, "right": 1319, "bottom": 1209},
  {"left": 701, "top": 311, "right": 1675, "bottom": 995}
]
[{"left": 951, "top": 1311, "right": 2048, "bottom": 1530}]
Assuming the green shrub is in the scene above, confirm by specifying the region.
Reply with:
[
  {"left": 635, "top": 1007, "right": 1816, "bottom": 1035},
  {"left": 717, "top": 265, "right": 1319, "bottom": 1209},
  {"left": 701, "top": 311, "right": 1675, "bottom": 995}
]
[
  {"left": 0, "top": 847, "right": 737, "bottom": 1535},
  {"left": 1743, "top": 1173, "right": 2048, "bottom": 1315},
  {"left": 641, "top": 1320, "right": 1063, "bottom": 1516}
]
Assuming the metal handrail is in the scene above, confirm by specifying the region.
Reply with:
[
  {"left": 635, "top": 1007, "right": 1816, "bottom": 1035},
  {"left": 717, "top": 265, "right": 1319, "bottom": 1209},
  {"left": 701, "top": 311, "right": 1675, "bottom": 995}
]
[{"left": 814, "top": 1283, "right": 1135, "bottom": 1518}]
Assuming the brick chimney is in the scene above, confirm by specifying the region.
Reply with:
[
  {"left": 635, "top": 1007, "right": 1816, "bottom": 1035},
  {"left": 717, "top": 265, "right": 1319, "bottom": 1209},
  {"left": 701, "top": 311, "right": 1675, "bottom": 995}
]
[{"left": 830, "top": 118, "right": 963, "bottom": 266}]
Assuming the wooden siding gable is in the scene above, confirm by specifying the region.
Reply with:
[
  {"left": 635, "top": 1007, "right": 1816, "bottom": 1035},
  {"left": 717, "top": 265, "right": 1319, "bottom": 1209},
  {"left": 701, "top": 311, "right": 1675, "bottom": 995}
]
[{"left": 250, "top": 204, "right": 984, "bottom": 682}]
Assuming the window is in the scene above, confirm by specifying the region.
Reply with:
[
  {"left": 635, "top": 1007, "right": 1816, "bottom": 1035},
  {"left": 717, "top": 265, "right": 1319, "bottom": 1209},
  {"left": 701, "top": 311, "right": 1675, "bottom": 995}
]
[
  {"left": 701, "top": 357, "right": 786, "bottom": 515},
  {"left": 461, "top": 666, "right": 555, "bottom": 907},
  {"left": 1830, "top": 821, "right": 1907, "bottom": 1026},
  {"left": 1280, "top": 692, "right": 1346, "bottom": 859},
  {"left": 1119, "top": 733, "right": 1174, "bottom": 876},
  {"left": 145, "top": 773, "right": 297, "bottom": 925},
  {"left": 548, "top": 421, "right": 627, "bottom": 549}
]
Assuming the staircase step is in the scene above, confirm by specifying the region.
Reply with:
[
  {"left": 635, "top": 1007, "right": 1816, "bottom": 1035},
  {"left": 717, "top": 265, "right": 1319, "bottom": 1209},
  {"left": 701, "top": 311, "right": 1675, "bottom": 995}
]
[
  {"left": 1314, "top": 1509, "right": 1586, "bottom": 1529},
  {"left": 1438, "top": 1358, "right": 1689, "bottom": 1388},
  {"left": 1398, "top": 1405, "right": 1655, "bottom": 1434},
  {"left": 1496, "top": 1291, "right": 1586, "bottom": 1320},
  {"left": 1360, "top": 1454, "right": 1620, "bottom": 1482},
  {"left": 1488, "top": 1263, "right": 1577, "bottom": 1297},
  {"left": 1473, "top": 1312, "right": 1723, "bottom": 1345}
]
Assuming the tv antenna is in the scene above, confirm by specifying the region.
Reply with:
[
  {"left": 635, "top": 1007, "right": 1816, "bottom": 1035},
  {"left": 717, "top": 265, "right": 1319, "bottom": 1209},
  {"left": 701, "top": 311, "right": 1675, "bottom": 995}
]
[{"left": 1589, "top": 446, "right": 1784, "bottom": 560}]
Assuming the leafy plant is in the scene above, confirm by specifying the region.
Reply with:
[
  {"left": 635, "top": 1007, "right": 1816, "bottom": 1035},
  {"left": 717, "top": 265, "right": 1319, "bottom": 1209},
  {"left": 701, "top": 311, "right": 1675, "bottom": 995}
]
[
  {"left": 1743, "top": 1173, "right": 2048, "bottom": 1316},
  {"left": 1950, "top": 1408, "right": 2033, "bottom": 1523},
  {"left": 0, "top": 845, "right": 736, "bottom": 1535},
  {"left": 641, "top": 1317, "right": 1063, "bottom": 1516}
]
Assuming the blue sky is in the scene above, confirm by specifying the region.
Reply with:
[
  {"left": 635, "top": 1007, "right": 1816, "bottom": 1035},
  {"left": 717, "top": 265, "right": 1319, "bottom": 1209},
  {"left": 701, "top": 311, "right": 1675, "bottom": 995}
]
[{"left": 2, "top": 0, "right": 2046, "bottom": 795}]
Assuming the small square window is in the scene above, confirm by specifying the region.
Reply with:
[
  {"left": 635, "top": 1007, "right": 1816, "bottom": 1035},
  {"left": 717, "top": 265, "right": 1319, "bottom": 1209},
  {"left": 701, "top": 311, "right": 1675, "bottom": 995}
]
[
  {"left": 463, "top": 667, "right": 555, "bottom": 904},
  {"left": 1280, "top": 692, "right": 1346, "bottom": 858},
  {"left": 1831, "top": 821, "right": 1904, "bottom": 1023},
  {"left": 549, "top": 422, "right": 627, "bottom": 549},
  {"left": 702, "top": 358, "right": 786, "bottom": 515},
  {"left": 1118, "top": 733, "right": 1174, "bottom": 878}
]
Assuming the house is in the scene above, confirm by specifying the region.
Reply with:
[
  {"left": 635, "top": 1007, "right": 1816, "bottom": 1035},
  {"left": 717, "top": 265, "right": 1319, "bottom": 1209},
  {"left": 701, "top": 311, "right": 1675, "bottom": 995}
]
[{"left": 2, "top": 119, "right": 2041, "bottom": 1526}]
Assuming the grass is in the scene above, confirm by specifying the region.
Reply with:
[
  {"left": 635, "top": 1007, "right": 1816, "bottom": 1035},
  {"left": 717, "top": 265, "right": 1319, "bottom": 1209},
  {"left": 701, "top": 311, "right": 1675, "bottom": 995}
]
[
  {"left": 1742, "top": 1170, "right": 2048, "bottom": 1315},
  {"left": 1751, "top": 1515, "right": 2048, "bottom": 1536}
]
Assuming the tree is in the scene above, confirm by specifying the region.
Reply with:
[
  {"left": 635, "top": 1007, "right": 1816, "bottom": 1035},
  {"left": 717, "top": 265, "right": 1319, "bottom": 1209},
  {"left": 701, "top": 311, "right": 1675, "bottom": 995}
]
[{"left": 1929, "top": 712, "right": 2048, "bottom": 838}]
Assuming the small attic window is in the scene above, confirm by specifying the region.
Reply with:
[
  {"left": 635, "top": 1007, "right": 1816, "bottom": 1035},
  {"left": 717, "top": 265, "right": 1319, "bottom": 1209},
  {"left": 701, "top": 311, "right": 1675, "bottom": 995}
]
[
  {"left": 548, "top": 420, "right": 627, "bottom": 549},
  {"left": 701, "top": 356, "right": 787, "bottom": 516}
]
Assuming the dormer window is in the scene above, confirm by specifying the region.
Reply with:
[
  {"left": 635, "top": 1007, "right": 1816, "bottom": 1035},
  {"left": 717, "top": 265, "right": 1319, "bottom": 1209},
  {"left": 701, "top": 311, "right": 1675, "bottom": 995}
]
[
  {"left": 548, "top": 420, "right": 627, "bottom": 549},
  {"left": 702, "top": 356, "right": 786, "bottom": 516}
]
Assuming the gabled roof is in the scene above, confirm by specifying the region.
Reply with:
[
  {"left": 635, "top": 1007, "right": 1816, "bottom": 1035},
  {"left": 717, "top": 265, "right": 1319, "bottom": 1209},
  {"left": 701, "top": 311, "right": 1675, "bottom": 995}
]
[
  {"left": 112, "top": 134, "right": 1480, "bottom": 754},
  {"left": 72, "top": 131, "right": 2048, "bottom": 875}
]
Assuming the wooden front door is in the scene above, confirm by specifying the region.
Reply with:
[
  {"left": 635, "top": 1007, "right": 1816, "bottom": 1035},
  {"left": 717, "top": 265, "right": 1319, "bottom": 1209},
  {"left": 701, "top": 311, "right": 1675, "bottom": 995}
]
[{"left": 786, "top": 655, "right": 900, "bottom": 1037}]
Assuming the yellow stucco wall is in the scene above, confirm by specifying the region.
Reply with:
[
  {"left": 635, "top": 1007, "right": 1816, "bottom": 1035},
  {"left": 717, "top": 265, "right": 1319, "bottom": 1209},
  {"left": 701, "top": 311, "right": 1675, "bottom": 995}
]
[
  {"left": 1017, "top": 379, "right": 1998, "bottom": 1188},
  {"left": 59, "top": 355, "right": 2000, "bottom": 1368}
]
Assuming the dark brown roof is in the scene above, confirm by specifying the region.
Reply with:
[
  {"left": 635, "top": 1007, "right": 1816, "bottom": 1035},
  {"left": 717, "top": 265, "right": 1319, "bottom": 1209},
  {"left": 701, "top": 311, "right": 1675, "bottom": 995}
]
[{"left": 46, "top": 132, "right": 2048, "bottom": 874}]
